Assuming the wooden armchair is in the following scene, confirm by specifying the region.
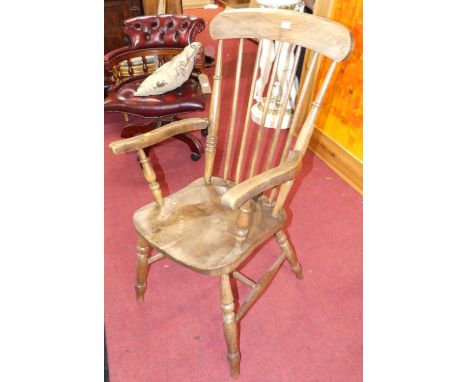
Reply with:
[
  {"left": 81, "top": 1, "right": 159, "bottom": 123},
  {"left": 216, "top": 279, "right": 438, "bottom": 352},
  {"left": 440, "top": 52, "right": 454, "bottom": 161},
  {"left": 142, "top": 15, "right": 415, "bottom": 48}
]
[
  {"left": 104, "top": 14, "right": 207, "bottom": 160},
  {"left": 108, "top": 8, "right": 353, "bottom": 379}
]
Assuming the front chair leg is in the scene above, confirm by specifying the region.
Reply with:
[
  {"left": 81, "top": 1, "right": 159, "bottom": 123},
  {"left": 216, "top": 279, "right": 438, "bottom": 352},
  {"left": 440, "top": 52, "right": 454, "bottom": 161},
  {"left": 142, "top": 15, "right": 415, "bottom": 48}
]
[
  {"left": 275, "top": 230, "right": 303, "bottom": 279},
  {"left": 220, "top": 274, "right": 240, "bottom": 378},
  {"left": 135, "top": 235, "right": 152, "bottom": 302}
]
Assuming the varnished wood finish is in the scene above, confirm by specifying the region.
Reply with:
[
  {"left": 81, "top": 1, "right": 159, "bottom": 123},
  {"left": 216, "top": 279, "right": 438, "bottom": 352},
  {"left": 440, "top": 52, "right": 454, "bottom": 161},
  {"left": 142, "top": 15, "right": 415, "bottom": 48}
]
[
  {"left": 106, "top": 48, "right": 204, "bottom": 89},
  {"left": 136, "top": 235, "right": 151, "bottom": 302},
  {"left": 174, "top": 132, "right": 205, "bottom": 160},
  {"left": 210, "top": 8, "right": 353, "bottom": 62},
  {"left": 220, "top": 274, "right": 240, "bottom": 378},
  {"left": 275, "top": 230, "right": 303, "bottom": 279},
  {"left": 105, "top": 0, "right": 143, "bottom": 53},
  {"left": 123, "top": 112, "right": 130, "bottom": 124},
  {"left": 308, "top": 127, "right": 363, "bottom": 194}
]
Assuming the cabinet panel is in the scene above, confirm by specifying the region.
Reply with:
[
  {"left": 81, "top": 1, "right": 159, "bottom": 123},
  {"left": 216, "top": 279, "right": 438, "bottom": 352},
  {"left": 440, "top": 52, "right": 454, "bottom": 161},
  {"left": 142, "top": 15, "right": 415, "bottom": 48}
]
[{"left": 104, "top": 0, "right": 144, "bottom": 53}]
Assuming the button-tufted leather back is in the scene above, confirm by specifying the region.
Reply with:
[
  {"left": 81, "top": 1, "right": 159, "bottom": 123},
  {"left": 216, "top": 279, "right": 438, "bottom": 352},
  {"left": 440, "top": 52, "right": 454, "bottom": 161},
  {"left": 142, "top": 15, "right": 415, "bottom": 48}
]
[{"left": 123, "top": 15, "right": 205, "bottom": 50}]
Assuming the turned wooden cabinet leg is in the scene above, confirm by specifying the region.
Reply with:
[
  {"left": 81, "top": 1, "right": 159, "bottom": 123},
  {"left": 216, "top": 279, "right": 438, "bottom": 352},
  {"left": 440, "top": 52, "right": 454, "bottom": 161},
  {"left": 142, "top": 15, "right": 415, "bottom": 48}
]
[
  {"left": 135, "top": 235, "right": 151, "bottom": 302},
  {"left": 220, "top": 274, "right": 240, "bottom": 378},
  {"left": 275, "top": 230, "right": 303, "bottom": 279}
]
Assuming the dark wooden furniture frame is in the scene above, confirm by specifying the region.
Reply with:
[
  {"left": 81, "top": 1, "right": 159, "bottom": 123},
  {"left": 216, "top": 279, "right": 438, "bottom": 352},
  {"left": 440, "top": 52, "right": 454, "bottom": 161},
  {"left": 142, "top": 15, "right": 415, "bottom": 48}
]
[{"left": 105, "top": 15, "right": 207, "bottom": 160}]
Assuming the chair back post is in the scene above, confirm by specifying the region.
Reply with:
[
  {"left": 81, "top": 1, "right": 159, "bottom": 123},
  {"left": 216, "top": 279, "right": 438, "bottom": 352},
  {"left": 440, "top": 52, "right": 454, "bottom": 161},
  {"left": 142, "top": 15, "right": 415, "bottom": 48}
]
[
  {"left": 204, "top": 39, "right": 224, "bottom": 184},
  {"left": 293, "top": 60, "right": 338, "bottom": 155},
  {"left": 271, "top": 60, "right": 337, "bottom": 216}
]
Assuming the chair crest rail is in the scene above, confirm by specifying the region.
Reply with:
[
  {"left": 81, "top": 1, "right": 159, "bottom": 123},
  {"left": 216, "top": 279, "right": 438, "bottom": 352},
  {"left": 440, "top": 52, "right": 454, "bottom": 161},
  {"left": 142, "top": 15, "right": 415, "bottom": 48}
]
[{"left": 210, "top": 8, "right": 353, "bottom": 62}]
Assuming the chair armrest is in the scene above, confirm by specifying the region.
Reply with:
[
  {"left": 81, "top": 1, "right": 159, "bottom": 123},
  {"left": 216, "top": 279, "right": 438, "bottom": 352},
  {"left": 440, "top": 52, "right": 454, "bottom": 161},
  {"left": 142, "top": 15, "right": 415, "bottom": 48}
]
[
  {"left": 109, "top": 117, "right": 209, "bottom": 154},
  {"left": 221, "top": 150, "right": 303, "bottom": 210},
  {"left": 105, "top": 46, "right": 132, "bottom": 65}
]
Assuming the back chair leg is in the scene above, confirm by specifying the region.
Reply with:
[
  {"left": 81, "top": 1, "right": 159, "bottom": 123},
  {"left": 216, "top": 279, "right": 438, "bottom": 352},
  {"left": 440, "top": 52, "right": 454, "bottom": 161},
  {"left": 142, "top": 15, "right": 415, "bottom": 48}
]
[
  {"left": 275, "top": 230, "right": 303, "bottom": 279},
  {"left": 135, "top": 235, "right": 152, "bottom": 302},
  {"left": 220, "top": 274, "right": 241, "bottom": 378}
]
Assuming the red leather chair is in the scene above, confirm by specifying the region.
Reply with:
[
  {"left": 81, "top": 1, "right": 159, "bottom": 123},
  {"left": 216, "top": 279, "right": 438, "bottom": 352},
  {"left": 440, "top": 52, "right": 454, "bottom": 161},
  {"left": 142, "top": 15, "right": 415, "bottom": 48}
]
[{"left": 104, "top": 15, "right": 207, "bottom": 160}]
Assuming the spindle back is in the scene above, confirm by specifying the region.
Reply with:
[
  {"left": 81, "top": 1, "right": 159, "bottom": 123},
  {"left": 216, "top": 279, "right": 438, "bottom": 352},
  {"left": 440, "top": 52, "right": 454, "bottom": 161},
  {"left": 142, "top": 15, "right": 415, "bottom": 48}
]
[{"left": 204, "top": 8, "right": 353, "bottom": 209}]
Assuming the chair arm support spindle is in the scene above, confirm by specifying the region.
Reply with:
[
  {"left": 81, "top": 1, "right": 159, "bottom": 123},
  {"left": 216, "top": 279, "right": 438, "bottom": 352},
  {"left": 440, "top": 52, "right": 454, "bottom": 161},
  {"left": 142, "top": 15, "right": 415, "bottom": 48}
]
[
  {"left": 221, "top": 150, "right": 303, "bottom": 210},
  {"left": 138, "top": 149, "right": 163, "bottom": 206},
  {"left": 235, "top": 200, "right": 252, "bottom": 248},
  {"left": 108, "top": 117, "right": 209, "bottom": 154}
]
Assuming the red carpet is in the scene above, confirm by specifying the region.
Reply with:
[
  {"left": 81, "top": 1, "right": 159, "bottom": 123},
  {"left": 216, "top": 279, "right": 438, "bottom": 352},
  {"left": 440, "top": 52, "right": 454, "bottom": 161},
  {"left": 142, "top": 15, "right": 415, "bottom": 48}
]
[{"left": 105, "top": 8, "right": 362, "bottom": 382}]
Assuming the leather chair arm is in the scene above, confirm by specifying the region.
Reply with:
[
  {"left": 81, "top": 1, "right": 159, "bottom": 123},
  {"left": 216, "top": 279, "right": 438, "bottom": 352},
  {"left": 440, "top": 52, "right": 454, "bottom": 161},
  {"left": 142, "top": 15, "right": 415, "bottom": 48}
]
[
  {"left": 109, "top": 117, "right": 209, "bottom": 154},
  {"left": 221, "top": 151, "right": 303, "bottom": 210},
  {"left": 105, "top": 46, "right": 132, "bottom": 65}
]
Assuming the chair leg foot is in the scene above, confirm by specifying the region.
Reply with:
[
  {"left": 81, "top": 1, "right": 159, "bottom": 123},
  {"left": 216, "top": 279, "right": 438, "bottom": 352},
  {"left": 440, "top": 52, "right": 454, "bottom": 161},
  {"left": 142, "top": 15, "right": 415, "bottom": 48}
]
[
  {"left": 135, "top": 235, "right": 151, "bottom": 302},
  {"left": 220, "top": 274, "right": 241, "bottom": 378},
  {"left": 174, "top": 132, "right": 204, "bottom": 160},
  {"left": 274, "top": 230, "right": 303, "bottom": 279}
]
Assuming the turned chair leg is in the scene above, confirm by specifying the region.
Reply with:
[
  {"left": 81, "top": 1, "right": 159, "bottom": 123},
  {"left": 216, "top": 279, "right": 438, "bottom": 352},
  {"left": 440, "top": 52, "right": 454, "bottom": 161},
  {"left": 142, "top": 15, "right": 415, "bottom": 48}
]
[
  {"left": 220, "top": 274, "right": 240, "bottom": 378},
  {"left": 274, "top": 230, "right": 303, "bottom": 279},
  {"left": 135, "top": 235, "right": 152, "bottom": 302}
]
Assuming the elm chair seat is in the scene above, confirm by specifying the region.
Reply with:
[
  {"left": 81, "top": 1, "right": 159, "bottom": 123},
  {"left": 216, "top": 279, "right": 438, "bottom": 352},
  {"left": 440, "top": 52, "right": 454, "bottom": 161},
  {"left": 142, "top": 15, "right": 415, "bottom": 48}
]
[
  {"left": 104, "top": 77, "right": 206, "bottom": 118},
  {"left": 133, "top": 177, "right": 286, "bottom": 276}
]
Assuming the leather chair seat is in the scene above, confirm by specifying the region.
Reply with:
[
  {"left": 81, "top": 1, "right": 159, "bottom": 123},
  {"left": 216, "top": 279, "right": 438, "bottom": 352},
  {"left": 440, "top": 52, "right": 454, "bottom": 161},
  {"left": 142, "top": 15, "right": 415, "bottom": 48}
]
[{"left": 104, "top": 77, "right": 205, "bottom": 118}]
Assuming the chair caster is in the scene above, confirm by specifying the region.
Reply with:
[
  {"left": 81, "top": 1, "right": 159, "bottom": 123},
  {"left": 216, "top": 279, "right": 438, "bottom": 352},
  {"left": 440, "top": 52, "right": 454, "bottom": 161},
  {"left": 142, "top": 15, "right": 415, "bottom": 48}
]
[
  {"left": 201, "top": 128, "right": 208, "bottom": 137},
  {"left": 191, "top": 152, "right": 201, "bottom": 161}
]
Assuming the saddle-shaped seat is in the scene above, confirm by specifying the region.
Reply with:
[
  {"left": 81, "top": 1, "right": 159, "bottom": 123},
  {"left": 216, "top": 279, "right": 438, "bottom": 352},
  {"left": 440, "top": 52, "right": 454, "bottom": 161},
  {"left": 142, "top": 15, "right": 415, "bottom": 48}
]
[{"left": 133, "top": 177, "right": 285, "bottom": 275}]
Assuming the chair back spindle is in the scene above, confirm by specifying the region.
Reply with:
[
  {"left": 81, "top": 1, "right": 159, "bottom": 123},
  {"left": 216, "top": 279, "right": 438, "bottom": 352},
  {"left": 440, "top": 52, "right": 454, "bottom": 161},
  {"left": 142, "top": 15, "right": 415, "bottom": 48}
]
[
  {"left": 142, "top": 55, "right": 148, "bottom": 74},
  {"left": 271, "top": 60, "right": 338, "bottom": 215},
  {"left": 269, "top": 49, "right": 319, "bottom": 204},
  {"left": 264, "top": 45, "right": 302, "bottom": 173},
  {"left": 234, "top": 39, "right": 263, "bottom": 184},
  {"left": 248, "top": 41, "right": 283, "bottom": 179},
  {"left": 204, "top": 8, "right": 352, "bottom": 216},
  {"left": 205, "top": 39, "right": 224, "bottom": 184},
  {"left": 223, "top": 38, "right": 244, "bottom": 181}
]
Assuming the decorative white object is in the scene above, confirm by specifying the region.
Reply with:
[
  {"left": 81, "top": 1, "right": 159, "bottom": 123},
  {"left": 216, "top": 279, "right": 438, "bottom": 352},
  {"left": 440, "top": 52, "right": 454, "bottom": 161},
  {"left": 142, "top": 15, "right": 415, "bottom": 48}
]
[
  {"left": 251, "top": 0, "right": 304, "bottom": 130},
  {"left": 134, "top": 42, "right": 202, "bottom": 97}
]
